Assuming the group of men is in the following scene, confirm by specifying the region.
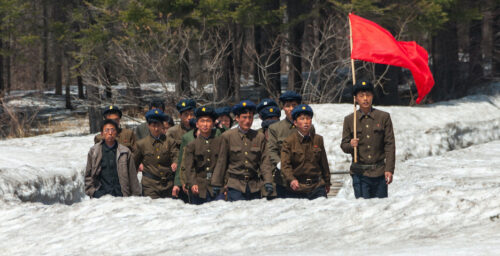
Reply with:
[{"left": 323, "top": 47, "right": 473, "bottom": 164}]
[{"left": 84, "top": 80, "right": 395, "bottom": 202}]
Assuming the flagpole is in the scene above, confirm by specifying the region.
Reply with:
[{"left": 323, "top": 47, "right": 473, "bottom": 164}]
[{"left": 349, "top": 13, "right": 358, "bottom": 163}]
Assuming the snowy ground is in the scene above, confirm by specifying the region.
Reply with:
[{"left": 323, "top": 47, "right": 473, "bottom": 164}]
[{"left": 0, "top": 83, "right": 499, "bottom": 255}]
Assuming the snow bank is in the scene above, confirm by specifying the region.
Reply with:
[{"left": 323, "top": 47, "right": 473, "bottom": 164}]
[{"left": 0, "top": 140, "right": 499, "bottom": 255}]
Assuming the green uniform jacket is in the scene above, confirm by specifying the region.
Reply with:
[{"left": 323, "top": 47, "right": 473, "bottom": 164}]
[
  {"left": 166, "top": 124, "right": 190, "bottom": 150},
  {"left": 175, "top": 128, "right": 221, "bottom": 187},
  {"left": 94, "top": 128, "right": 137, "bottom": 154},
  {"left": 134, "top": 122, "right": 150, "bottom": 141},
  {"left": 340, "top": 108, "right": 396, "bottom": 177},
  {"left": 183, "top": 130, "right": 222, "bottom": 199},
  {"left": 211, "top": 128, "right": 273, "bottom": 193},
  {"left": 134, "top": 135, "right": 178, "bottom": 198},
  {"left": 84, "top": 141, "right": 141, "bottom": 198},
  {"left": 281, "top": 131, "right": 331, "bottom": 193}
]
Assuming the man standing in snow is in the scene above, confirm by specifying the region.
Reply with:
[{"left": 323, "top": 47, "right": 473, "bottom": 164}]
[
  {"left": 94, "top": 105, "right": 137, "bottom": 154},
  {"left": 135, "top": 109, "right": 179, "bottom": 199},
  {"left": 267, "top": 91, "right": 303, "bottom": 198},
  {"left": 341, "top": 80, "right": 395, "bottom": 199},
  {"left": 281, "top": 104, "right": 331, "bottom": 199},
  {"left": 183, "top": 106, "right": 223, "bottom": 204},
  {"left": 211, "top": 100, "right": 273, "bottom": 201},
  {"left": 85, "top": 119, "right": 141, "bottom": 198},
  {"left": 135, "top": 99, "right": 166, "bottom": 140}
]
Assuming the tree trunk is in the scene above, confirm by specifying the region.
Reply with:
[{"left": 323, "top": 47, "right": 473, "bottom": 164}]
[
  {"left": 231, "top": 23, "right": 243, "bottom": 103},
  {"left": 0, "top": 36, "right": 3, "bottom": 96},
  {"left": 6, "top": 38, "right": 11, "bottom": 94},
  {"left": 77, "top": 74, "right": 85, "bottom": 99},
  {"left": 481, "top": 0, "right": 494, "bottom": 78},
  {"left": 494, "top": 2, "right": 500, "bottom": 77},
  {"left": 88, "top": 82, "right": 101, "bottom": 134},
  {"left": 104, "top": 64, "right": 113, "bottom": 98},
  {"left": 42, "top": 0, "right": 49, "bottom": 89},
  {"left": 65, "top": 55, "right": 72, "bottom": 109},
  {"left": 468, "top": 17, "right": 483, "bottom": 84},
  {"left": 53, "top": 3, "right": 63, "bottom": 96},
  {"left": 178, "top": 47, "right": 191, "bottom": 97},
  {"left": 429, "top": 20, "right": 460, "bottom": 102},
  {"left": 287, "top": 0, "right": 307, "bottom": 92}
]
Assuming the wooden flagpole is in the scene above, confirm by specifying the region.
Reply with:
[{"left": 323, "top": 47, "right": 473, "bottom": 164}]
[{"left": 349, "top": 13, "right": 358, "bottom": 163}]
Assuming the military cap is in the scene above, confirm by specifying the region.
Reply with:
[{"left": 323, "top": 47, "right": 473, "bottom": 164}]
[
  {"left": 145, "top": 109, "right": 166, "bottom": 123},
  {"left": 215, "top": 106, "right": 232, "bottom": 118},
  {"left": 291, "top": 104, "right": 314, "bottom": 120},
  {"left": 259, "top": 106, "right": 281, "bottom": 120},
  {"left": 261, "top": 119, "right": 279, "bottom": 130},
  {"left": 102, "top": 105, "right": 122, "bottom": 118},
  {"left": 232, "top": 100, "right": 257, "bottom": 116},
  {"left": 195, "top": 106, "right": 217, "bottom": 121},
  {"left": 352, "top": 80, "right": 374, "bottom": 96},
  {"left": 176, "top": 99, "right": 196, "bottom": 113},
  {"left": 279, "top": 91, "right": 302, "bottom": 103},
  {"left": 256, "top": 98, "right": 279, "bottom": 113}
]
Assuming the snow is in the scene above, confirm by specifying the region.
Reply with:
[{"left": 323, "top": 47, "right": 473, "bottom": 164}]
[{"left": 0, "top": 83, "right": 500, "bottom": 255}]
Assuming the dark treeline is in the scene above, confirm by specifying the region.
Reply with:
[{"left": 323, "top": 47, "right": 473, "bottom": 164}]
[{"left": 0, "top": 0, "right": 498, "bottom": 113}]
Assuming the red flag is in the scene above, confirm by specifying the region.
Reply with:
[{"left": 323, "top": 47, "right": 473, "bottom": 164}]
[{"left": 349, "top": 13, "right": 434, "bottom": 104}]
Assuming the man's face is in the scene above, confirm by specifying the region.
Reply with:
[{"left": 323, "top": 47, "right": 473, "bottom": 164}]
[
  {"left": 235, "top": 112, "right": 254, "bottom": 131},
  {"left": 101, "top": 124, "right": 117, "bottom": 144},
  {"left": 148, "top": 122, "right": 164, "bottom": 138},
  {"left": 197, "top": 117, "right": 214, "bottom": 135},
  {"left": 355, "top": 91, "right": 374, "bottom": 110},
  {"left": 217, "top": 115, "right": 231, "bottom": 129},
  {"left": 180, "top": 110, "right": 195, "bottom": 128},
  {"left": 282, "top": 101, "right": 299, "bottom": 121},
  {"left": 293, "top": 114, "right": 312, "bottom": 135},
  {"left": 105, "top": 113, "right": 121, "bottom": 126}
]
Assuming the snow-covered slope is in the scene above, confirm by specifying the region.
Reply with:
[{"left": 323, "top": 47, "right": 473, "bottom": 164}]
[{"left": 0, "top": 84, "right": 499, "bottom": 255}]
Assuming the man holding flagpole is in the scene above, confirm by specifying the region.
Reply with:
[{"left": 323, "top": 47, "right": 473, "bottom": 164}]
[{"left": 341, "top": 80, "right": 395, "bottom": 199}]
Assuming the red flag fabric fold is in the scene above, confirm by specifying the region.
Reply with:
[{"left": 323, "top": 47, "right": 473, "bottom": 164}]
[{"left": 349, "top": 13, "right": 434, "bottom": 104}]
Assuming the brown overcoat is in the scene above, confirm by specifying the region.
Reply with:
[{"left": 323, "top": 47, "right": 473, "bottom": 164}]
[
  {"left": 340, "top": 108, "right": 395, "bottom": 177},
  {"left": 211, "top": 128, "right": 273, "bottom": 193},
  {"left": 281, "top": 131, "right": 331, "bottom": 193}
]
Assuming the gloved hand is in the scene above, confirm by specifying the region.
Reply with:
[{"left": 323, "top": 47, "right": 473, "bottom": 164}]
[
  {"left": 213, "top": 186, "right": 221, "bottom": 195},
  {"left": 264, "top": 183, "right": 274, "bottom": 195}
]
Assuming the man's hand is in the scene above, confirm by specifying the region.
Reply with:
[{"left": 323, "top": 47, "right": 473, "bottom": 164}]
[
  {"left": 191, "top": 185, "right": 199, "bottom": 195},
  {"left": 213, "top": 186, "right": 221, "bottom": 195},
  {"left": 350, "top": 138, "right": 359, "bottom": 148},
  {"left": 172, "top": 186, "right": 180, "bottom": 197},
  {"left": 325, "top": 185, "right": 330, "bottom": 194},
  {"left": 182, "top": 184, "right": 189, "bottom": 193},
  {"left": 264, "top": 183, "right": 274, "bottom": 195},
  {"left": 171, "top": 163, "right": 178, "bottom": 172},
  {"left": 290, "top": 180, "right": 299, "bottom": 191},
  {"left": 138, "top": 163, "right": 144, "bottom": 172},
  {"left": 385, "top": 172, "right": 393, "bottom": 185}
]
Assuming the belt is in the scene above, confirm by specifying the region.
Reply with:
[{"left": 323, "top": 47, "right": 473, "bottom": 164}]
[
  {"left": 351, "top": 160, "right": 385, "bottom": 171},
  {"left": 142, "top": 171, "right": 174, "bottom": 186},
  {"left": 229, "top": 173, "right": 258, "bottom": 182},
  {"left": 297, "top": 176, "right": 321, "bottom": 185}
]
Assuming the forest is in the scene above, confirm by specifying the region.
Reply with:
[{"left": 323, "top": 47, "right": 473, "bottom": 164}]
[{"left": 0, "top": 0, "right": 498, "bottom": 134}]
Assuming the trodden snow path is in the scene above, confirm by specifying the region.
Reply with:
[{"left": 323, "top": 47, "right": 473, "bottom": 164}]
[
  {"left": 0, "top": 83, "right": 499, "bottom": 255},
  {"left": 0, "top": 140, "right": 499, "bottom": 255}
]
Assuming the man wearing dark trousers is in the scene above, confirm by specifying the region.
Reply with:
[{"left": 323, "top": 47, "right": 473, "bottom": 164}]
[{"left": 341, "top": 80, "right": 395, "bottom": 199}]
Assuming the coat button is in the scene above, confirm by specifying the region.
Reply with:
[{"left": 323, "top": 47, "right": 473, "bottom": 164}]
[
  {"left": 205, "top": 140, "right": 209, "bottom": 144},
  {"left": 367, "top": 135, "right": 370, "bottom": 139},
  {"left": 206, "top": 167, "right": 210, "bottom": 171},
  {"left": 368, "top": 155, "right": 372, "bottom": 159},
  {"left": 207, "top": 158, "right": 210, "bottom": 162},
  {"left": 366, "top": 125, "right": 369, "bottom": 128},
  {"left": 157, "top": 156, "right": 160, "bottom": 159},
  {"left": 245, "top": 152, "right": 248, "bottom": 155},
  {"left": 207, "top": 149, "right": 210, "bottom": 153},
  {"left": 367, "top": 145, "right": 371, "bottom": 149},
  {"left": 245, "top": 160, "right": 248, "bottom": 163}
]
